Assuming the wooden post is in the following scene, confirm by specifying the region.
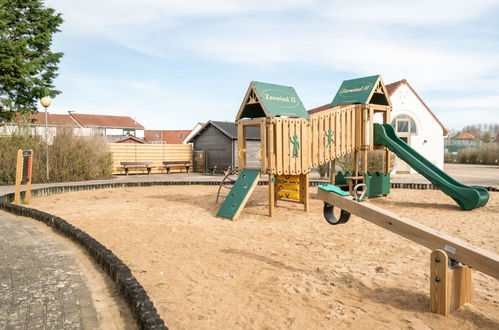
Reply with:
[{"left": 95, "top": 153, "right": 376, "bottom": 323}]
[
  {"left": 330, "top": 159, "right": 336, "bottom": 184},
  {"left": 25, "top": 151, "right": 33, "bottom": 203},
  {"left": 362, "top": 150, "right": 367, "bottom": 175},
  {"left": 13, "top": 149, "right": 23, "bottom": 204},
  {"left": 237, "top": 120, "right": 247, "bottom": 169},
  {"left": 13, "top": 149, "right": 33, "bottom": 204},
  {"left": 383, "top": 109, "right": 391, "bottom": 175},
  {"left": 304, "top": 173, "right": 309, "bottom": 211},
  {"left": 430, "top": 249, "right": 472, "bottom": 316},
  {"left": 269, "top": 174, "right": 275, "bottom": 217},
  {"left": 260, "top": 118, "right": 267, "bottom": 173}
]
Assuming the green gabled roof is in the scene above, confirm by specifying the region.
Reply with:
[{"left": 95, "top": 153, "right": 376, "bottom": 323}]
[
  {"left": 331, "top": 75, "right": 390, "bottom": 107},
  {"left": 236, "top": 81, "right": 309, "bottom": 120}
]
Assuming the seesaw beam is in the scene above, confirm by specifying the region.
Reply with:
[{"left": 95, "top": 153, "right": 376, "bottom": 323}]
[{"left": 317, "top": 189, "right": 499, "bottom": 280}]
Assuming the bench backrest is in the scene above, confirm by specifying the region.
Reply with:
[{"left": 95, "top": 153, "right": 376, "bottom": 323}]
[
  {"left": 120, "top": 162, "right": 153, "bottom": 166},
  {"left": 163, "top": 161, "right": 190, "bottom": 165}
]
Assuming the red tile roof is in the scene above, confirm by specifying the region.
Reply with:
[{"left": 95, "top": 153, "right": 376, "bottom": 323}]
[
  {"left": 30, "top": 112, "right": 78, "bottom": 127},
  {"left": 454, "top": 132, "right": 475, "bottom": 140},
  {"left": 69, "top": 113, "right": 144, "bottom": 129},
  {"left": 112, "top": 135, "right": 148, "bottom": 143},
  {"left": 144, "top": 130, "right": 192, "bottom": 144},
  {"left": 385, "top": 79, "right": 406, "bottom": 96},
  {"left": 8, "top": 112, "right": 78, "bottom": 127}
]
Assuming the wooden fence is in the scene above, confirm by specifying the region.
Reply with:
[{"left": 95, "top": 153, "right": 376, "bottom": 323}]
[
  {"left": 309, "top": 104, "right": 362, "bottom": 167},
  {"left": 109, "top": 143, "right": 192, "bottom": 174}
]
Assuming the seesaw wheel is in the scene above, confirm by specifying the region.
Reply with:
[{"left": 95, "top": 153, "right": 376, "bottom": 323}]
[{"left": 323, "top": 203, "right": 351, "bottom": 225}]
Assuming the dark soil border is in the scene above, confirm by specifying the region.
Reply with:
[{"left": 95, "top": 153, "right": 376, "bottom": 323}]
[{"left": 0, "top": 180, "right": 496, "bottom": 329}]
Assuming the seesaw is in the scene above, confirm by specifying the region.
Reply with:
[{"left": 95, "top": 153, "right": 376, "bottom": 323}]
[{"left": 317, "top": 184, "right": 499, "bottom": 316}]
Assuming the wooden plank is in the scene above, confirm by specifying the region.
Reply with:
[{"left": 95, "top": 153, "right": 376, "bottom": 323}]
[
  {"left": 302, "top": 120, "right": 309, "bottom": 174},
  {"left": 295, "top": 120, "right": 302, "bottom": 175},
  {"left": 369, "top": 105, "right": 374, "bottom": 150},
  {"left": 302, "top": 173, "right": 309, "bottom": 211},
  {"left": 335, "top": 111, "right": 341, "bottom": 159},
  {"left": 260, "top": 118, "right": 267, "bottom": 173},
  {"left": 355, "top": 105, "right": 361, "bottom": 150},
  {"left": 324, "top": 114, "right": 330, "bottom": 162},
  {"left": 430, "top": 249, "right": 449, "bottom": 315},
  {"left": 238, "top": 120, "right": 246, "bottom": 169},
  {"left": 283, "top": 119, "right": 289, "bottom": 175},
  {"left": 341, "top": 109, "right": 346, "bottom": 156},
  {"left": 289, "top": 120, "right": 296, "bottom": 175},
  {"left": 276, "top": 119, "right": 283, "bottom": 175},
  {"left": 330, "top": 112, "right": 336, "bottom": 160},
  {"left": 318, "top": 115, "right": 324, "bottom": 165},
  {"left": 241, "top": 118, "right": 264, "bottom": 126},
  {"left": 351, "top": 106, "right": 356, "bottom": 151},
  {"left": 318, "top": 189, "right": 499, "bottom": 280},
  {"left": 346, "top": 108, "right": 352, "bottom": 153},
  {"left": 269, "top": 174, "right": 275, "bottom": 217},
  {"left": 269, "top": 119, "right": 275, "bottom": 174},
  {"left": 312, "top": 117, "right": 319, "bottom": 166}
]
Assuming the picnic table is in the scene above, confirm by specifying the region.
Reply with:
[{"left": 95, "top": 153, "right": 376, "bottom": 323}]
[{"left": 120, "top": 162, "right": 153, "bottom": 175}]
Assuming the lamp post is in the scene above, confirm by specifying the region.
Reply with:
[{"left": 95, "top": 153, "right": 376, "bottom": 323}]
[{"left": 40, "top": 97, "right": 52, "bottom": 181}]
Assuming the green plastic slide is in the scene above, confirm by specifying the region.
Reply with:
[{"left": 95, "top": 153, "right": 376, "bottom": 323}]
[
  {"left": 374, "top": 123, "right": 489, "bottom": 210},
  {"left": 217, "top": 168, "right": 261, "bottom": 219}
]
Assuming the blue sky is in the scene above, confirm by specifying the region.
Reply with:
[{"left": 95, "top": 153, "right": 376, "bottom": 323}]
[{"left": 43, "top": 0, "right": 499, "bottom": 131}]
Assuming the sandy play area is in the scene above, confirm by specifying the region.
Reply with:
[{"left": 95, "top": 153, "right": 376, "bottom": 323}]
[{"left": 29, "top": 185, "right": 499, "bottom": 329}]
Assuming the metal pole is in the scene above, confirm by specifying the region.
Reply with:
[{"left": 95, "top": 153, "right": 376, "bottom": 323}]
[{"left": 44, "top": 106, "right": 49, "bottom": 180}]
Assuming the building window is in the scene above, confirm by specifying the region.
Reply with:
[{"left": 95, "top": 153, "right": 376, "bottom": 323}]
[
  {"left": 391, "top": 115, "right": 417, "bottom": 135},
  {"left": 123, "top": 129, "right": 135, "bottom": 136}
]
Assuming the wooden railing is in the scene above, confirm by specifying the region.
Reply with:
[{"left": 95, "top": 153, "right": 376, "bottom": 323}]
[
  {"left": 309, "top": 104, "right": 361, "bottom": 167},
  {"left": 109, "top": 143, "right": 192, "bottom": 174}
]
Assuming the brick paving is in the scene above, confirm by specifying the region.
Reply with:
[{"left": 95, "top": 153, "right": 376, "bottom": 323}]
[{"left": 0, "top": 210, "right": 99, "bottom": 330}]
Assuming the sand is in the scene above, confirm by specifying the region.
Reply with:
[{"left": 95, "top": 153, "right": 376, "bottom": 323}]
[{"left": 29, "top": 186, "right": 499, "bottom": 329}]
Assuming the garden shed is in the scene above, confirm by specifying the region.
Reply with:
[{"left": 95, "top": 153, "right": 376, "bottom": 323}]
[{"left": 186, "top": 120, "right": 261, "bottom": 172}]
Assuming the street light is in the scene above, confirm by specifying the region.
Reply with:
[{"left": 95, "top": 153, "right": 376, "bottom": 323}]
[{"left": 40, "top": 96, "right": 52, "bottom": 181}]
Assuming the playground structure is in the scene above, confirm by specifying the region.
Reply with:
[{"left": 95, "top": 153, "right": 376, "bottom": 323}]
[
  {"left": 217, "top": 75, "right": 488, "bottom": 220},
  {"left": 215, "top": 75, "right": 495, "bottom": 316}
]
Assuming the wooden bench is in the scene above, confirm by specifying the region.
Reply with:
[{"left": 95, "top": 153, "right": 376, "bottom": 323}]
[
  {"left": 120, "top": 162, "right": 153, "bottom": 175},
  {"left": 163, "top": 161, "right": 190, "bottom": 174}
]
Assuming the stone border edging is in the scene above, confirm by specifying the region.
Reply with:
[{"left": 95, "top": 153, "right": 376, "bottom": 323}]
[{"left": 0, "top": 179, "right": 495, "bottom": 329}]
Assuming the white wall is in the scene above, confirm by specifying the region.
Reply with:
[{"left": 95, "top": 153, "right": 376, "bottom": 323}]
[{"left": 390, "top": 84, "right": 444, "bottom": 173}]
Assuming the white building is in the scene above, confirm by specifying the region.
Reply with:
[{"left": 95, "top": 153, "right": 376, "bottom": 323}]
[{"left": 385, "top": 79, "right": 448, "bottom": 173}]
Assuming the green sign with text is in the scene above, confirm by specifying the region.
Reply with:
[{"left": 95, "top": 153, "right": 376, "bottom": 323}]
[
  {"left": 331, "top": 75, "right": 380, "bottom": 106},
  {"left": 253, "top": 81, "right": 309, "bottom": 118}
]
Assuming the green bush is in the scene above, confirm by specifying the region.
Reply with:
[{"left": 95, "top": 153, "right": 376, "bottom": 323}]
[
  {"left": 337, "top": 150, "right": 394, "bottom": 174},
  {"left": 457, "top": 144, "right": 499, "bottom": 165},
  {"left": 0, "top": 129, "right": 113, "bottom": 184}
]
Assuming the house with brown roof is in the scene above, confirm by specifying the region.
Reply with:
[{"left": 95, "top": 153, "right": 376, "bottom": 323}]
[
  {"left": 144, "top": 123, "right": 205, "bottom": 144},
  {"left": 68, "top": 112, "right": 145, "bottom": 140},
  {"left": 1, "top": 111, "right": 146, "bottom": 143},
  {"left": 144, "top": 130, "right": 191, "bottom": 144},
  {"left": 308, "top": 78, "right": 448, "bottom": 174},
  {"left": 0, "top": 111, "right": 78, "bottom": 143}
]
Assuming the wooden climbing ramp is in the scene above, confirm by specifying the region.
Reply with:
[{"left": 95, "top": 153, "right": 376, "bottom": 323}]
[{"left": 216, "top": 168, "right": 260, "bottom": 220}]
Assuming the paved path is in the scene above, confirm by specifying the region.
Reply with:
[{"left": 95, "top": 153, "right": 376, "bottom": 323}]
[{"left": 0, "top": 211, "right": 100, "bottom": 329}]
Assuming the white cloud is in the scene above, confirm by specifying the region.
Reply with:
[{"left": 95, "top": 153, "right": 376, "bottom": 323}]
[{"left": 43, "top": 1, "right": 499, "bottom": 129}]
